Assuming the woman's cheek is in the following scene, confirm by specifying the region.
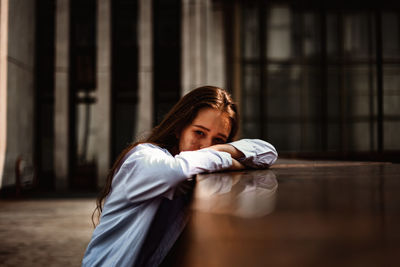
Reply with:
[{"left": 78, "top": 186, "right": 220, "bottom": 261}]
[{"left": 190, "top": 135, "right": 201, "bottom": 150}]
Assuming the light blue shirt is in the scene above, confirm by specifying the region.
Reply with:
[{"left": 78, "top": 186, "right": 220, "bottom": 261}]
[{"left": 82, "top": 139, "right": 277, "bottom": 267}]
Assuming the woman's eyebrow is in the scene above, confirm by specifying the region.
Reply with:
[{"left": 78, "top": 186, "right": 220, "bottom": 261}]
[
  {"left": 193, "top": 125, "right": 210, "bottom": 132},
  {"left": 192, "top": 125, "right": 228, "bottom": 139}
]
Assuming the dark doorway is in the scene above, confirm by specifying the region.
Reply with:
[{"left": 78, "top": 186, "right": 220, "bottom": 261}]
[
  {"left": 34, "top": 0, "right": 55, "bottom": 191},
  {"left": 153, "top": 0, "right": 181, "bottom": 125},
  {"left": 110, "top": 0, "right": 139, "bottom": 163},
  {"left": 69, "top": 0, "right": 97, "bottom": 190}
]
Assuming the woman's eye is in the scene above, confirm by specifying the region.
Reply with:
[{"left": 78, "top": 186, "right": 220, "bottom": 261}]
[
  {"left": 194, "top": 130, "right": 204, "bottom": 136},
  {"left": 214, "top": 138, "right": 225, "bottom": 144}
]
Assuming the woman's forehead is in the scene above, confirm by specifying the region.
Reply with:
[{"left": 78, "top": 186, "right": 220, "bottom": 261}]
[{"left": 192, "top": 108, "right": 231, "bottom": 135}]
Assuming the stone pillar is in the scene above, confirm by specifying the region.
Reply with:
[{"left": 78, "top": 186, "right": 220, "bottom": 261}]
[
  {"left": 181, "top": 0, "right": 226, "bottom": 95},
  {"left": 95, "top": 0, "right": 111, "bottom": 188},
  {"left": 0, "top": 0, "right": 8, "bottom": 184},
  {"left": 137, "top": 0, "right": 153, "bottom": 136},
  {"left": 182, "top": 0, "right": 206, "bottom": 95},
  {"left": 232, "top": 2, "right": 242, "bottom": 137},
  {"left": 205, "top": 1, "right": 225, "bottom": 90},
  {"left": 54, "top": 0, "right": 69, "bottom": 190}
]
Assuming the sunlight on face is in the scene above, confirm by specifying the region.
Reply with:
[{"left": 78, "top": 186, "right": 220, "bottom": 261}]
[{"left": 179, "top": 107, "right": 231, "bottom": 152}]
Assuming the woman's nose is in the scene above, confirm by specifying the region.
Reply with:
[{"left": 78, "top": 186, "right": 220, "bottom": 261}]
[{"left": 199, "top": 138, "right": 213, "bottom": 149}]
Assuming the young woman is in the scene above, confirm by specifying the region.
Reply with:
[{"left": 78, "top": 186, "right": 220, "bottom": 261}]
[{"left": 82, "top": 86, "right": 278, "bottom": 266}]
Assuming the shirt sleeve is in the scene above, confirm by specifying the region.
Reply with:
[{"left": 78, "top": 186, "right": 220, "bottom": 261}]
[
  {"left": 229, "top": 139, "right": 278, "bottom": 168},
  {"left": 115, "top": 144, "right": 232, "bottom": 203}
]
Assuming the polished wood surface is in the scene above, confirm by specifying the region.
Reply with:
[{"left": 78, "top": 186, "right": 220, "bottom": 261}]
[{"left": 162, "top": 159, "right": 400, "bottom": 267}]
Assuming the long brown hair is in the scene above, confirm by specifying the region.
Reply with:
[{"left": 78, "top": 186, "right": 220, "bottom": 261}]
[{"left": 92, "top": 86, "right": 239, "bottom": 226}]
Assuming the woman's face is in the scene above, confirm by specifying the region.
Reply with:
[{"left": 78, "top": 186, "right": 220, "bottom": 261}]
[{"left": 179, "top": 107, "right": 231, "bottom": 152}]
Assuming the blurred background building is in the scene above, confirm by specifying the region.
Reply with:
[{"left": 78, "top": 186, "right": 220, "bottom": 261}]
[{"left": 0, "top": 0, "right": 399, "bottom": 193}]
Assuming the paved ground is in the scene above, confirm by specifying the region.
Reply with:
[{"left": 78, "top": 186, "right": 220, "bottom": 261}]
[{"left": 0, "top": 197, "right": 96, "bottom": 267}]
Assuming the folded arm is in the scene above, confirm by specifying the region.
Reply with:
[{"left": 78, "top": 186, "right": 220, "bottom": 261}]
[
  {"left": 119, "top": 140, "right": 277, "bottom": 203},
  {"left": 208, "top": 139, "right": 278, "bottom": 169},
  {"left": 119, "top": 144, "right": 233, "bottom": 203}
]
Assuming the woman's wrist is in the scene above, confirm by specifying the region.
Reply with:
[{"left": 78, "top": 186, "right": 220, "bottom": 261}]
[
  {"left": 228, "top": 158, "right": 245, "bottom": 170},
  {"left": 209, "top": 144, "right": 244, "bottom": 160}
]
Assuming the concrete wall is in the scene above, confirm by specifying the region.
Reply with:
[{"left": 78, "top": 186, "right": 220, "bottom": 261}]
[
  {"left": 0, "top": 0, "right": 9, "bottom": 184},
  {"left": 2, "top": 0, "right": 35, "bottom": 187}
]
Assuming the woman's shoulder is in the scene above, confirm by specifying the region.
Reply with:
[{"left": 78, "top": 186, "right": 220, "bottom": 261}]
[
  {"left": 134, "top": 142, "right": 160, "bottom": 150},
  {"left": 134, "top": 142, "right": 167, "bottom": 152},
  {"left": 115, "top": 143, "right": 171, "bottom": 173},
  {"left": 126, "top": 143, "right": 171, "bottom": 159}
]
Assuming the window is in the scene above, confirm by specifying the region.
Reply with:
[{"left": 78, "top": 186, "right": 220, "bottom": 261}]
[{"left": 241, "top": 1, "right": 400, "bottom": 158}]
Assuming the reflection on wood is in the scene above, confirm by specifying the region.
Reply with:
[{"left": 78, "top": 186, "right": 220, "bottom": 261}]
[
  {"left": 193, "top": 170, "right": 277, "bottom": 218},
  {"left": 162, "top": 160, "right": 400, "bottom": 267},
  {"left": 271, "top": 159, "right": 390, "bottom": 168}
]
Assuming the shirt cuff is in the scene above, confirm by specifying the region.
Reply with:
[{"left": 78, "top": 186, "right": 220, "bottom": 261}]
[
  {"left": 229, "top": 139, "right": 256, "bottom": 160},
  {"left": 228, "top": 139, "right": 278, "bottom": 168}
]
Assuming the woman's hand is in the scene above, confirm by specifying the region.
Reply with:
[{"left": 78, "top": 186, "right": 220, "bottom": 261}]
[
  {"left": 228, "top": 158, "right": 246, "bottom": 170},
  {"left": 208, "top": 144, "right": 246, "bottom": 170},
  {"left": 208, "top": 144, "right": 245, "bottom": 160}
]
